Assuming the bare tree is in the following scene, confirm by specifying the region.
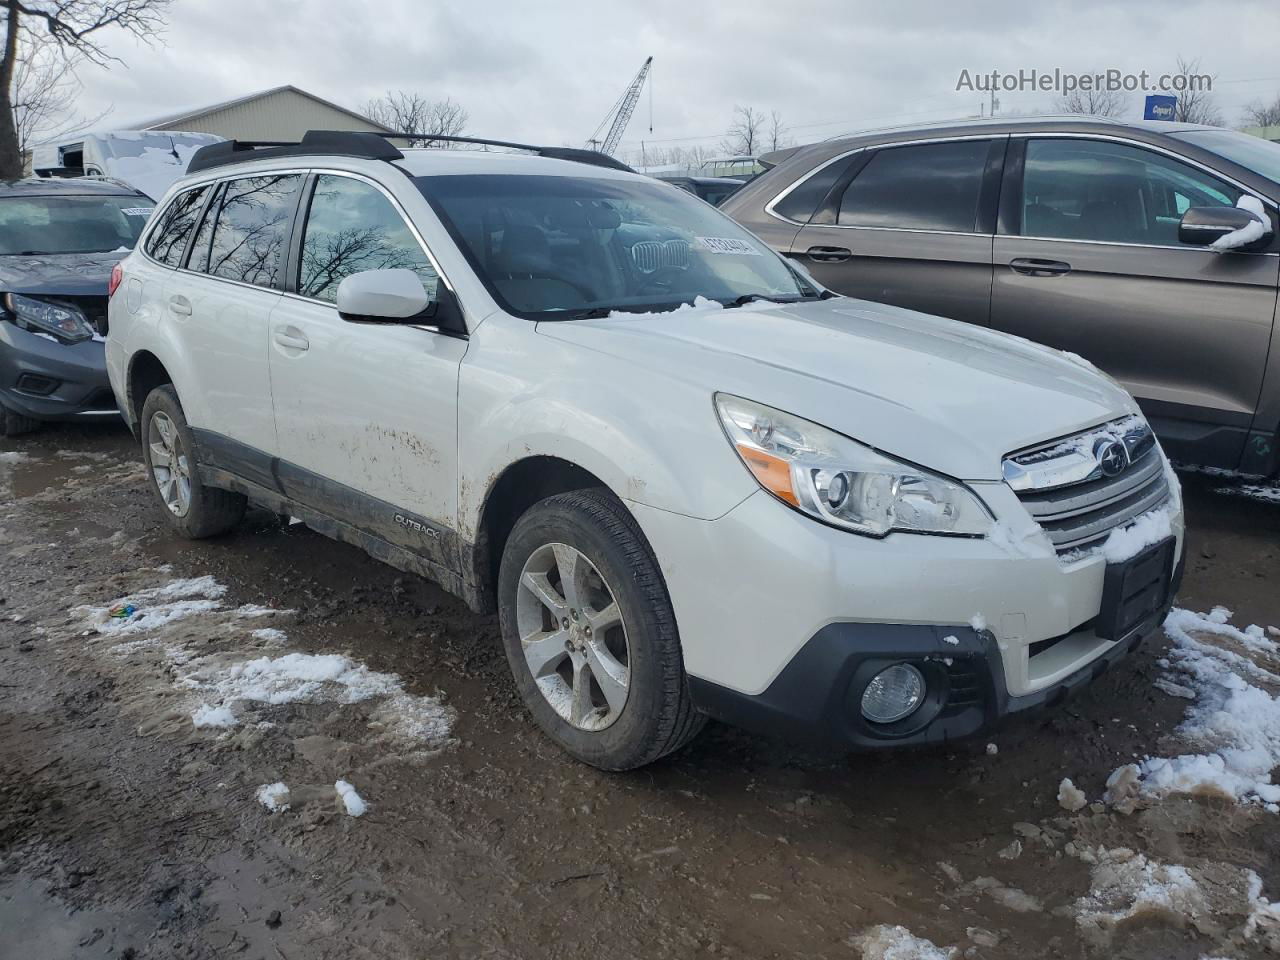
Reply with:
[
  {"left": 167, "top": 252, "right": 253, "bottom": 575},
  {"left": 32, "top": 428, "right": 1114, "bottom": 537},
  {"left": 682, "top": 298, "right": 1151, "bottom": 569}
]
[
  {"left": 1056, "top": 86, "right": 1126, "bottom": 119},
  {"left": 1243, "top": 94, "right": 1280, "bottom": 128},
  {"left": 12, "top": 30, "right": 109, "bottom": 157},
  {"left": 1171, "top": 56, "right": 1222, "bottom": 126},
  {"left": 720, "top": 105, "right": 763, "bottom": 156},
  {"left": 765, "top": 110, "right": 790, "bottom": 152},
  {"left": 2, "top": 0, "right": 172, "bottom": 179},
  {"left": 361, "top": 91, "right": 469, "bottom": 147}
]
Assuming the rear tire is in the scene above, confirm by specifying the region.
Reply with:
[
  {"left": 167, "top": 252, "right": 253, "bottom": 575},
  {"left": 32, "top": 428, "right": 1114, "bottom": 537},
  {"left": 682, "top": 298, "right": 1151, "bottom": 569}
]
[
  {"left": 140, "top": 385, "right": 245, "bottom": 538},
  {"left": 1, "top": 404, "right": 40, "bottom": 437},
  {"left": 498, "top": 488, "right": 705, "bottom": 770}
]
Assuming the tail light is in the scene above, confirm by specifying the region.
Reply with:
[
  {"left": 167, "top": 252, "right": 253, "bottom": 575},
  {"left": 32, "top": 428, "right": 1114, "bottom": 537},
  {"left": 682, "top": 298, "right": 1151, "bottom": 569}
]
[{"left": 108, "top": 262, "right": 124, "bottom": 298}]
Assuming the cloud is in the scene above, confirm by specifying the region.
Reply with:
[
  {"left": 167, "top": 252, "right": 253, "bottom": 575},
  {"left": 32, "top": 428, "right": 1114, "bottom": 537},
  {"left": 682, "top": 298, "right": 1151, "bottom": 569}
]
[{"left": 66, "top": 0, "right": 1280, "bottom": 162}]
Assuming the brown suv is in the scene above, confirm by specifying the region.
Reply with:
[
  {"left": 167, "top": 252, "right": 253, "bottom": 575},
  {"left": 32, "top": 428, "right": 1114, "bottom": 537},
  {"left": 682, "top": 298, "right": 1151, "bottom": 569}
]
[{"left": 723, "top": 117, "right": 1280, "bottom": 475}]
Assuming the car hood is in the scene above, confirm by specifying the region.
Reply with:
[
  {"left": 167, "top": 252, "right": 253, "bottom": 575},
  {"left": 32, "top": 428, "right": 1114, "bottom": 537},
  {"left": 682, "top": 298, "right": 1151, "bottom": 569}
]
[
  {"left": 537, "top": 297, "right": 1139, "bottom": 481},
  {"left": 0, "top": 250, "right": 126, "bottom": 297}
]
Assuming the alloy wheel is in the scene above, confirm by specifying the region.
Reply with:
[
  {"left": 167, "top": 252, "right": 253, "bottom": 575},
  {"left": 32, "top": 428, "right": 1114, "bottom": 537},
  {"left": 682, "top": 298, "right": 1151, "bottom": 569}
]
[
  {"left": 149, "top": 411, "right": 192, "bottom": 517},
  {"left": 515, "top": 542, "right": 631, "bottom": 731}
]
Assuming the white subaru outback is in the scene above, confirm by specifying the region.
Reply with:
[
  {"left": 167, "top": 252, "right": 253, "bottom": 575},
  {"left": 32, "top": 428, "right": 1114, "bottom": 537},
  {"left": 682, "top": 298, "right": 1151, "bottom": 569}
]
[{"left": 106, "top": 131, "right": 1185, "bottom": 770}]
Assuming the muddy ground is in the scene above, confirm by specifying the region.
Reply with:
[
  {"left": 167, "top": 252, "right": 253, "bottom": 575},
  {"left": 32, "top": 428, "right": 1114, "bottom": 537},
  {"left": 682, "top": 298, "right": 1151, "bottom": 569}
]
[{"left": 0, "top": 422, "right": 1277, "bottom": 960}]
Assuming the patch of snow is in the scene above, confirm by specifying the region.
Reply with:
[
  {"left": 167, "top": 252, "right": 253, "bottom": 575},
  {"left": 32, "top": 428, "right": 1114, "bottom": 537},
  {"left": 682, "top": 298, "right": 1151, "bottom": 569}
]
[
  {"left": 1034, "top": 414, "right": 1146, "bottom": 463},
  {"left": 1109, "top": 607, "right": 1280, "bottom": 808},
  {"left": 1153, "top": 678, "right": 1196, "bottom": 699},
  {"left": 850, "top": 924, "right": 957, "bottom": 960},
  {"left": 942, "top": 635, "right": 959, "bottom": 646},
  {"left": 606, "top": 295, "right": 725, "bottom": 320},
  {"left": 191, "top": 703, "right": 236, "bottom": 728},
  {"left": 1099, "top": 503, "right": 1175, "bottom": 563},
  {"left": 250, "top": 627, "right": 288, "bottom": 644},
  {"left": 985, "top": 742, "right": 998, "bottom": 756},
  {"left": 1209, "top": 195, "right": 1269, "bottom": 251},
  {"left": 1075, "top": 848, "right": 1207, "bottom": 941},
  {"left": 0, "top": 451, "right": 30, "bottom": 464},
  {"left": 234, "top": 603, "right": 291, "bottom": 618},
  {"left": 255, "top": 782, "right": 290, "bottom": 812},
  {"left": 1058, "top": 778, "right": 1088, "bottom": 812},
  {"left": 969, "top": 614, "right": 987, "bottom": 633},
  {"left": 335, "top": 779, "right": 367, "bottom": 817},
  {"left": 1217, "top": 482, "right": 1280, "bottom": 506}
]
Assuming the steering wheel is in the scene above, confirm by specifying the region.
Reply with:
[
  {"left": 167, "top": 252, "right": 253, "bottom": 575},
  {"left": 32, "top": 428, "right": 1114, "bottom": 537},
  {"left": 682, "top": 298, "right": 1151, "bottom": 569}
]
[{"left": 636, "top": 266, "right": 689, "bottom": 297}]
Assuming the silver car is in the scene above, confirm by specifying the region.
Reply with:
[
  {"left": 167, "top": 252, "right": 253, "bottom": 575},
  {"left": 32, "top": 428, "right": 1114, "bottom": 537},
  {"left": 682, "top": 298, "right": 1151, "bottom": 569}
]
[{"left": 723, "top": 117, "right": 1280, "bottom": 476}]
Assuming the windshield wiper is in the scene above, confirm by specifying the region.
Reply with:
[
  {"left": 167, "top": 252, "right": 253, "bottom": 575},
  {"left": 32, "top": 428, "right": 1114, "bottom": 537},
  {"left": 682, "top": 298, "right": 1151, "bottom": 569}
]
[{"left": 723, "top": 293, "right": 817, "bottom": 309}]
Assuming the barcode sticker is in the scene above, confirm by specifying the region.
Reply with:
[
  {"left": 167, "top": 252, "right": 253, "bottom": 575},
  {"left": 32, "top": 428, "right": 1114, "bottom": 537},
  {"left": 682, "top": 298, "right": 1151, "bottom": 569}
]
[{"left": 696, "top": 236, "right": 762, "bottom": 256}]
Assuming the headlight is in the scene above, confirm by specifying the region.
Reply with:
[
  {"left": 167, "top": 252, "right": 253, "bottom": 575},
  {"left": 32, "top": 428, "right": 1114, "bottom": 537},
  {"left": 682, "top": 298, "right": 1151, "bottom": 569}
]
[
  {"left": 715, "top": 393, "right": 993, "bottom": 537},
  {"left": 2, "top": 293, "right": 95, "bottom": 342}
]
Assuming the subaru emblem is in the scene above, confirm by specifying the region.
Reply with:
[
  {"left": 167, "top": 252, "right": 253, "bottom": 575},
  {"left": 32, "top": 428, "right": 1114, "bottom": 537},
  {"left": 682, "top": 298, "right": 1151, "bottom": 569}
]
[{"left": 1094, "top": 439, "right": 1129, "bottom": 477}]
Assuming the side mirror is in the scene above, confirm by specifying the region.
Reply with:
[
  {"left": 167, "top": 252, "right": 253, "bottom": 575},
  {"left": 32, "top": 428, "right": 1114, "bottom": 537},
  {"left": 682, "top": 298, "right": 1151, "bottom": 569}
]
[
  {"left": 1179, "top": 205, "right": 1273, "bottom": 250},
  {"left": 336, "top": 268, "right": 466, "bottom": 334},
  {"left": 336, "top": 268, "right": 430, "bottom": 321}
]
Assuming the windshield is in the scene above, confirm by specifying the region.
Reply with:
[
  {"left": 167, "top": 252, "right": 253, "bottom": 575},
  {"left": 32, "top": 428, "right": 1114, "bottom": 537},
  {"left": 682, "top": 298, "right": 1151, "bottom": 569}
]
[
  {"left": 415, "top": 173, "right": 814, "bottom": 318},
  {"left": 0, "top": 195, "right": 153, "bottom": 256},
  {"left": 1171, "top": 129, "right": 1280, "bottom": 185}
]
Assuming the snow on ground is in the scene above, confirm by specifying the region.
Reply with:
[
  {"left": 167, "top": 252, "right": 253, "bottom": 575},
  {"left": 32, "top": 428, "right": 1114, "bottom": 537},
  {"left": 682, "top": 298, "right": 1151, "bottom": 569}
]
[
  {"left": 1218, "top": 482, "right": 1280, "bottom": 506},
  {"left": 0, "top": 451, "right": 30, "bottom": 465},
  {"left": 335, "top": 780, "right": 367, "bottom": 817},
  {"left": 850, "top": 924, "right": 956, "bottom": 960},
  {"left": 75, "top": 574, "right": 456, "bottom": 752},
  {"left": 255, "top": 782, "right": 291, "bottom": 813},
  {"left": 1075, "top": 848, "right": 1209, "bottom": 941},
  {"left": 1107, "top": 607, "right": 1280, "bottom": 810}
]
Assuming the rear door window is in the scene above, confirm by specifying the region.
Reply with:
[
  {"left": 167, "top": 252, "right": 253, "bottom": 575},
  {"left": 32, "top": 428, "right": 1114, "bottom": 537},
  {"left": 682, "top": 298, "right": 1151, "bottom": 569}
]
[
  {"left": 837, "top": 140, "right": 992, "bottom": 232},
  {"left": 772, "top": 157, "right": 852, "bottom": 223},
  {"left": 144, "top": 185, "right": 211, "bottom": 267},
  {"left": 297, "top": 174, "right": 438, "bottom": 303},
  {"left": 199, "top": 174, "right": 302, "bottom": 287},
  {"left": 1019, "top": 139, "right": 1241, "bottom": 246}
]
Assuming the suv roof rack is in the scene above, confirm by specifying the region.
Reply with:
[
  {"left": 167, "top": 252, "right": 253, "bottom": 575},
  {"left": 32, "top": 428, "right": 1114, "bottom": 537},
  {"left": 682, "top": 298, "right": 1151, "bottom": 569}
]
[
  {"left": 185, "top": 130, "right": 636, "bottom": 176},
  {"left": 389, "top": 134, "right": 635, "bottom": 173},
  {"left": 186, "top": 130, "right": 405, "bottom": 174}
]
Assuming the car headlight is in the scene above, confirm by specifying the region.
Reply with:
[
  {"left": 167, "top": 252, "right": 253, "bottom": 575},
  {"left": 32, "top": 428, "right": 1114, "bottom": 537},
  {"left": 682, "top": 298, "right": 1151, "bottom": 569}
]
[
  {"left": 715, "top": 393, "right": 993, "bottom": 537},
  {"left": 2, "top": 293, "right": 95, "bottom": 342}
]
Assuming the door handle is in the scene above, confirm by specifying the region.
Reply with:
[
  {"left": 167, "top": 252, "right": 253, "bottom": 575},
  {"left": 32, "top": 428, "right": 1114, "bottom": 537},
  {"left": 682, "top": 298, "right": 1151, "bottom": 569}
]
[
  {"left": 272, "top": 325, "right": 309, "bottom": 352},
  {"left": 168, "top": 295, "right": 192, "bottom": 316},
  {"left": 806, "top": 245, "right": 853, "bottom": 263},
  {"left": 1009, "top": 257, "right": 1071, "bottom": 277}
]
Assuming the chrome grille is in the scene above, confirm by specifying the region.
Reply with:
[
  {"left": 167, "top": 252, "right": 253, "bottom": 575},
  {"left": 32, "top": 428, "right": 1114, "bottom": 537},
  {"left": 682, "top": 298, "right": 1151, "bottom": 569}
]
[{"left": 1004, "top": 417, "right": 1170, "bottom": 556}]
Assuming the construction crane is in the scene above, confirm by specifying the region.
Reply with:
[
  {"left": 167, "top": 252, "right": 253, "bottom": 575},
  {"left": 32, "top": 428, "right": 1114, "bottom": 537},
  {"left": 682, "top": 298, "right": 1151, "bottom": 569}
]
[{"left": 586, "top": 56, "right": 653, "bottom": 157}]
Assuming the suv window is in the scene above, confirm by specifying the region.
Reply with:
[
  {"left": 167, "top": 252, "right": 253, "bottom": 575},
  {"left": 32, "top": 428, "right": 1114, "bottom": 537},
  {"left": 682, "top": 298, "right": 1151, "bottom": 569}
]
[
  {"left": 1020, "top": 139, "right": 1241, "bottom": 246},
  {"left": 144, "top": 185, "right": 211, "bottom": 267},
  {"left": 298, "top": 175, "right": 439, "bottom": 303},
  {"left": 837, "top": 140, "right": 991, "bottom": 232},
  {"left": 773, "top": 157, "right": 851, "bottom": 223},
  {"left": 193, "top": 174, "right": 301, "bottom": 287}
]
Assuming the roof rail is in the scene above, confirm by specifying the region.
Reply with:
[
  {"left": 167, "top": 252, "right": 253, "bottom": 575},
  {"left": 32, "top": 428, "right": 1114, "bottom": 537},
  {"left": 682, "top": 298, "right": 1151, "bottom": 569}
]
[
  {"left": 185, "top": 129, "right": 637, "bottom": 177},
  {"left": 186, "top": 130, "right": 404, "bottom": 174},
  {"left": 388, "top": 133, "right": 636, "bottom": 172}
]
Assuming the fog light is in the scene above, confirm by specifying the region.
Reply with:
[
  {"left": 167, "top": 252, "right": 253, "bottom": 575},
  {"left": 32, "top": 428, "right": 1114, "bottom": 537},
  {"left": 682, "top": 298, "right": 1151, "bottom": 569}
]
[{"left": 860, "top": 664, "right": 925, "bottom": 724}]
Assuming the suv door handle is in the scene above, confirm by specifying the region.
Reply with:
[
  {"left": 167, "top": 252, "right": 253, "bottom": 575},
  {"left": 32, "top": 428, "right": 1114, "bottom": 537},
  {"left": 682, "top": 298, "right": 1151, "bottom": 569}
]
[
  {"left": 1009, "top": 257, "right": 1071, "bottom": 277},
  {"left": 272, "top": 325, "right": 309, "bottom": 352},
  {"left": 806, "top": 245, "right": 853, "bottom": 263},
  {"left": 168, "top": 295, "right": 192, "bottom": 316}
]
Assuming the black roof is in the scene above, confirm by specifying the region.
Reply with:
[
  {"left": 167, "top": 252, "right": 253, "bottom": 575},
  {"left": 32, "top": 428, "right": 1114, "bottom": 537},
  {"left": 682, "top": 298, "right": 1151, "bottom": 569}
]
[{"left": 0, "top": 177, "right": 147, "bottom": 199}]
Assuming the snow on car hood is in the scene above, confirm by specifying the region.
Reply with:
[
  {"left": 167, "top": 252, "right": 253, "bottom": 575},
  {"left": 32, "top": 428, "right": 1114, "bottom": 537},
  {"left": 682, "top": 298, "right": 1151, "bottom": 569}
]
[
  {"left": 0, "top": 250, "right": 125, "bottom": 297},
  {"left": 537, "top": 297, "right": 1139, "bottom": 481}
]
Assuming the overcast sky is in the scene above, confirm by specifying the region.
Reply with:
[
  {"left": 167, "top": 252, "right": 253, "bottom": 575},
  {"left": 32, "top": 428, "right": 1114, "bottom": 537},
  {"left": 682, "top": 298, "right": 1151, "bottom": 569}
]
[{"left": 74, "top": 0, "right": 1280, "bottom": 162}]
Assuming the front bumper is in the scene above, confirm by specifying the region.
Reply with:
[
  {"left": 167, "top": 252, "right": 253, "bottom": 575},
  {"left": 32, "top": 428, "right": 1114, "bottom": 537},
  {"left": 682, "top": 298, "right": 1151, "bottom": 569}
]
[
  {"left": 628, "top": 473, "right": 1184, "bottom": 751},
  {"left": 0, "top": 320, "right": 118, "bottom": 421},
  {"left": 686, "top": 565, "right": 1180, "bottom": 750}
]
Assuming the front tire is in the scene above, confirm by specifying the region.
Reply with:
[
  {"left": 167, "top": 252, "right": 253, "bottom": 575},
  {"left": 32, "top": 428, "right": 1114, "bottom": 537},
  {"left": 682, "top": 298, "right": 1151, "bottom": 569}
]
[
  {"left": 498, "top": 488, "right": 705, "bottom": 770},
  {"left": 140, "top": 385, "right": 245, "bottom": 538}
]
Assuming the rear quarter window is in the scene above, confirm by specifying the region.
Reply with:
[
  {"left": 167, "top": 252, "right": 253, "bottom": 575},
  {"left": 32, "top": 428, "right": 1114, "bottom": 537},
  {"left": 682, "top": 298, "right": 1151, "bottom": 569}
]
[{"left": 144, "top": 185, "right": 211, "bottom": 267}]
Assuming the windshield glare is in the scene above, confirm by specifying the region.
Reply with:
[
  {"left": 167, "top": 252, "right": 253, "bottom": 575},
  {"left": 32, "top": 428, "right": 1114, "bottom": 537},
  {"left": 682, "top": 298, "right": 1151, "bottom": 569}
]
[
  {"left": 416, "top": 173, "right": 812, "bottom": 317},
  {"left": 1172, "top": 129, "right": 1280, "bottom": 185},
  {"left": 0, "top": 195, "right": 153, "bottom": 256}
]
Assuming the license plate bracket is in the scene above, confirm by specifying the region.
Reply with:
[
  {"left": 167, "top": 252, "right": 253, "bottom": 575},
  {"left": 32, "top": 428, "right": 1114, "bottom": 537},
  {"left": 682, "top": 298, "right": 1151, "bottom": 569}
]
[{"left": 1096, "top": 537, "right": 1176, "bottom": 642}]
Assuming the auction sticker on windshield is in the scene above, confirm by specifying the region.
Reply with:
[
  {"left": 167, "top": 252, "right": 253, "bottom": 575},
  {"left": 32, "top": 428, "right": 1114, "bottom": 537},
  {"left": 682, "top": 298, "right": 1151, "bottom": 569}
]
[
  {"left": 122, "top": 207, "right": 155, "bottom": 217},
  {"left": 697, "top": 236, "right": 762, "bottom": 255}
]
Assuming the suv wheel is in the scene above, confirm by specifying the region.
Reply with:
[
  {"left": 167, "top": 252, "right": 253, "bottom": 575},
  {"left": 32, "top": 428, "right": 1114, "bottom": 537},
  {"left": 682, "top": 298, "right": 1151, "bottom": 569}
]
[
  {"left": 140, "top": 385, "right": 246, "bottom": 538},
  {"left": 498, "top": 488, "right": 705, "bottom": 770},
  {"left": 1, "top": 404, "right": 40, "bottom": 437}
]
